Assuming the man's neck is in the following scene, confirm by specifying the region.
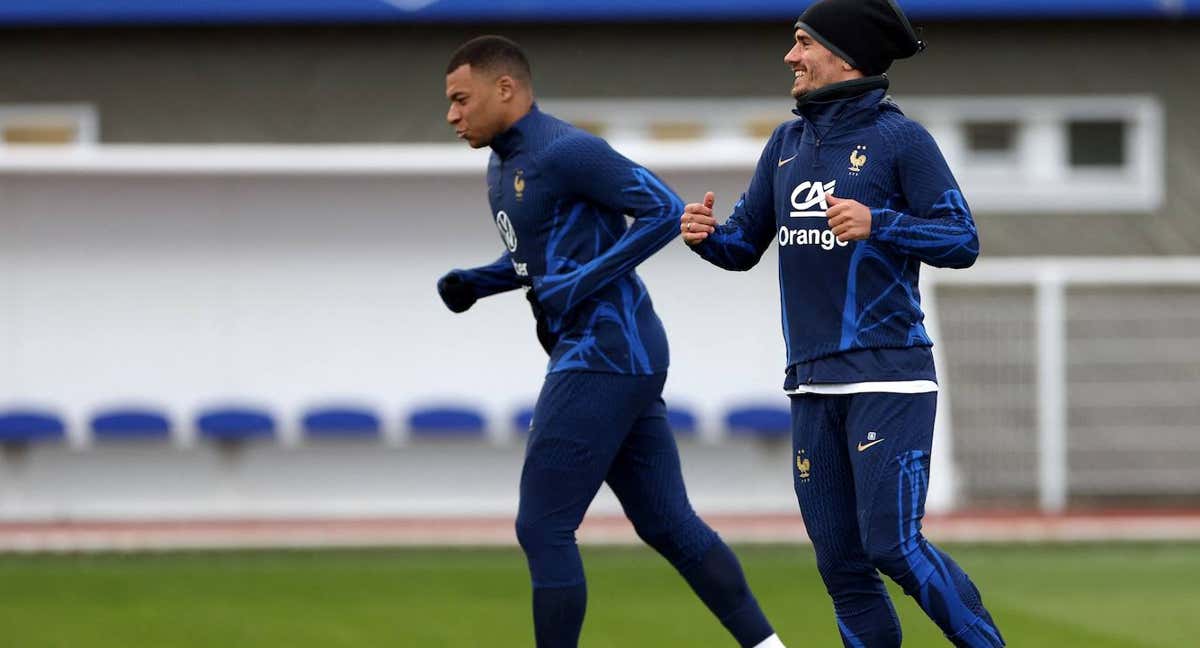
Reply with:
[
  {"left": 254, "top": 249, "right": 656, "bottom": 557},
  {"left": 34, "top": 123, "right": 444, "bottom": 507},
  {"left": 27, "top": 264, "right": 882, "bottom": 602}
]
[{"left": 499, "top": 98, "right": 535, "bottom": 133}]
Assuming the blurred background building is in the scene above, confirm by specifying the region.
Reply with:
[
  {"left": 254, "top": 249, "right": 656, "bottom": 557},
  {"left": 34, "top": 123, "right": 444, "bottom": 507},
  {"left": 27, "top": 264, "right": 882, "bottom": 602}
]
[{"left": 1, "top": 0, "right": 1199, "bottom": 548}]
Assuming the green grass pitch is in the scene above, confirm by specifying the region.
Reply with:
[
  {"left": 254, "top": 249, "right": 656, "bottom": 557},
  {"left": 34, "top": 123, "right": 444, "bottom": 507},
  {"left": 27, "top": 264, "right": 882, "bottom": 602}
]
[{"left": 1, "top": 543, "right": 1196, "bottom": 647}]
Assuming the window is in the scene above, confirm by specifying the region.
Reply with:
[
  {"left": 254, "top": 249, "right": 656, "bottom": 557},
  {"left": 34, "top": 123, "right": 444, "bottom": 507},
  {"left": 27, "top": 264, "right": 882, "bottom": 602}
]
[
  {"left": 1069, "top": 120, "right": 1126, "bottom": 167},
  {"left": 0, "top": 104, "right": 97, "bottom": 147},
  {"left": 648, "top": 121, "right": 705, "bottom": 141},
  {"left": 966, "top": 121, "right": 1018, "bottom": 157}
]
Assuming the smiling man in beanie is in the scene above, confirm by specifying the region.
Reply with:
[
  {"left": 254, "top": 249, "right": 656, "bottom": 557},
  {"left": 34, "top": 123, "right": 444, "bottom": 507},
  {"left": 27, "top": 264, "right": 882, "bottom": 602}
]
[{"left": 679, "top": 1, "right": 1004, "bottom": 646}]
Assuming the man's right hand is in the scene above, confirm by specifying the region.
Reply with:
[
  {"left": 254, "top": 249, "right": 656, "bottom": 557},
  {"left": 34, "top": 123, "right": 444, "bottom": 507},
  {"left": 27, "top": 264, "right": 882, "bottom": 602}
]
[
  {"left": 680, "top": 192, "right": 718, "bottom": 246},
  {"left": 436, "top": 271, "right": 477, "bottom": 313}
]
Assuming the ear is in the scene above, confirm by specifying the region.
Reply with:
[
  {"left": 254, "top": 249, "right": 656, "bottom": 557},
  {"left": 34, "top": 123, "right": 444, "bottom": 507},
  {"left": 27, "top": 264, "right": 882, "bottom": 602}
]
[
  {"left": 839, "top": 58, "right": 855, "bottom": 72},
  {"left": 495, "top": 74, "right": 516, "bottom": 102}
]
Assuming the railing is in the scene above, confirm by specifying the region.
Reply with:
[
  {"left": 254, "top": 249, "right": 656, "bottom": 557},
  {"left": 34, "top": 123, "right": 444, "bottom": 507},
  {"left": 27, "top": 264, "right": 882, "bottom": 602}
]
[{"left": 926, "top": 258, "right": 1200, "bottom": 512}]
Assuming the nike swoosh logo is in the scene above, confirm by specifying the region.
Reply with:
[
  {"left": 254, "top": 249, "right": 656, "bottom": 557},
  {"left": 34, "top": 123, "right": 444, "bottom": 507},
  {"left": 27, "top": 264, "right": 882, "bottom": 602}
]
[
  {"left": 857, "top": 439, "right": 885, "bottom": 452},
  {"left": 778, "top": 155, "right": 797, "bottom": 167}
]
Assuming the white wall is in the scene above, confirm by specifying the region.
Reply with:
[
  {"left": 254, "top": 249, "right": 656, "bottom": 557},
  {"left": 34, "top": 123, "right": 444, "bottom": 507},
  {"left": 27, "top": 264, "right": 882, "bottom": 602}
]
[
  {"left": 0, "top": 442, "right": 801, "bottom": 521},
  {"left": 0, "top": 161, "right": 806, "bottom": 522},
  {"left": 0, "top": 166, "right": 786, "bottom": 445}
]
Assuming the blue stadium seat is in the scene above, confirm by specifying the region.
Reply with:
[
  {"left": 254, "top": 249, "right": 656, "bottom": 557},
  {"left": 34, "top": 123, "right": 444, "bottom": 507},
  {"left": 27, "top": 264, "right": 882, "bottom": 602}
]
[
  {"left": 409, "top": 406, "right": 486, "bottom": 440},
  {"left": 91, "top": 408, "right": 171, "bottom": 442},
  {"left": 196, "top": 407, "right": 276, "bottom": 443},
  {"left": 302, "top": 406, "right": 381, "bottom": 440},
  {"left": 666, "top": 407, "right": 698, "bottom": 437},
  {"left": 725, "top": 405, "right": 791, "bottom": 440},
  {"left": 0, "top": 410, "right": 66, "bottom": 445},
  {"left": 512, "top": 406, "right": 535, "bottom": 436}
]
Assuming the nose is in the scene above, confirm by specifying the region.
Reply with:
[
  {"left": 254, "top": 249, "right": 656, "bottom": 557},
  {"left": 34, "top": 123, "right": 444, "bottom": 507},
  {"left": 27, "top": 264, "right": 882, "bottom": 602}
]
[
  {"left": 446, "top": 105, "right": 460, "bottom": 125},
  {"left": 784, "top": 43, "right": 802, "bottom": 67}
]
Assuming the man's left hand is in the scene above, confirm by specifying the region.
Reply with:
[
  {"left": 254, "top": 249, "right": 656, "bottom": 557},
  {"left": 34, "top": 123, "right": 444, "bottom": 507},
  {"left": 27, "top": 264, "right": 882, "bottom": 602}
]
[{"left": 826, "top": 194, "right": 872, "bottom": 242}]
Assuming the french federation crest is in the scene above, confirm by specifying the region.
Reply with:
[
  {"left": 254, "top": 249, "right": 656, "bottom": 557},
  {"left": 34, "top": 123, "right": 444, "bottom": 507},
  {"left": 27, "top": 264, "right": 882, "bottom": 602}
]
[
  {"left": 849, "top": 145, "right": 868, "bottom": 174},
  {"left": 514, "top": 169, "right": 526, "bottom": 201},
  {"left": 796, "top": 449, "right": 811, "bottom": 481}
]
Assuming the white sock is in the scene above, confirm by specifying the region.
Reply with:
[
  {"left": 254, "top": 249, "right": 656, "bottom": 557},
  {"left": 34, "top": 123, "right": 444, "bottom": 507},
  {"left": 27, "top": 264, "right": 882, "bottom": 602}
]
[{"left": 752, "top": 634, "right": 786, "bottom": 648}]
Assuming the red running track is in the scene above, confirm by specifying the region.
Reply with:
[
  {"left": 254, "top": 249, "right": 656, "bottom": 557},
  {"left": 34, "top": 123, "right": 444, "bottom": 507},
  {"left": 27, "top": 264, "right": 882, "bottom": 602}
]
[{"left": 3, "top": 510, "right": 1200, "bottom": 552}]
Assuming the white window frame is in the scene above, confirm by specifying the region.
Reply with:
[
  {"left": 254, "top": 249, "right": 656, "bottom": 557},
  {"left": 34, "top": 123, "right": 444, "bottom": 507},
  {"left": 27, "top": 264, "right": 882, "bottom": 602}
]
[
  {"left": 910, "top": 96, "right": 1163, "bottom": 214},
  {"left": 541, "top": 95, "right": 1165, "bottom": 214}
]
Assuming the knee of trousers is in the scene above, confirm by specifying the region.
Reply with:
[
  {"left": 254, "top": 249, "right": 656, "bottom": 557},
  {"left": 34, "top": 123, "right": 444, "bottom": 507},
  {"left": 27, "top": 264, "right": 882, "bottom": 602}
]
[
  {"left": 515, "top": 517, "right": 586, "bottom": 588},
  {"left": 633, "top": 515, "right": 717, "bottom": 572},
  {"left": 808, "top": 532, "right": 878, "bottom": 584},
  {"left": 813, "top": 553, "right": 880, "bottom": 592},
  {"left": 863, "top": 537, "right": 927, "bottom": 585},
  {"left": 515, "top": 516, "right": 576, "bottom": 556}
]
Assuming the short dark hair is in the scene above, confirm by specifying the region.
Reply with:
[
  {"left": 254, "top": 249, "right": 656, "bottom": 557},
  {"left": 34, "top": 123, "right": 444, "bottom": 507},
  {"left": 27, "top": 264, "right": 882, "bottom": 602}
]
[{"left": 446, "top": 35, "right": 532, "bottom": 83}]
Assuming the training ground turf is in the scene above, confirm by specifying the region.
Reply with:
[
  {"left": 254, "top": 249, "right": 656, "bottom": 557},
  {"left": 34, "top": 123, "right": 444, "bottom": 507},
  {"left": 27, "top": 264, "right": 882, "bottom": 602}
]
[{"left": 1, "top": 543, "right": 1195, "bottom": 647}]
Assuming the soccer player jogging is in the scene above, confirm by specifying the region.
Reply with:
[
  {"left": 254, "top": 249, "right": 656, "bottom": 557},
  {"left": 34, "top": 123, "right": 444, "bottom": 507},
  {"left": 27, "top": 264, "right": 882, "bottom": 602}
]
[
  {"left": 436, "top": 36, "right": 786, "bottom": 648},
  {"left": 680, "top": 2, "right": 1004, "bottom": 647}
]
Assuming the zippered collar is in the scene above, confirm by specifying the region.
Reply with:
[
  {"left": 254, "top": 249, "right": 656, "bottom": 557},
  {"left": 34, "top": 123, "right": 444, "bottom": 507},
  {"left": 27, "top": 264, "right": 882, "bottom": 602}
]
[
  {"left": 489, "top": 102, "right": 541, "bottom": 159},
  {"left": 792, "top": 76, "right": 890, "bottom": 130}
]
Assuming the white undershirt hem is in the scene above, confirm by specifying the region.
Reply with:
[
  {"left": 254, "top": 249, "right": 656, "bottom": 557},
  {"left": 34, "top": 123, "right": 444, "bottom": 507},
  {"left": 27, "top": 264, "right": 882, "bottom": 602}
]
[{"left": 785, "top": 380, "right": 939, "bottom": 395}]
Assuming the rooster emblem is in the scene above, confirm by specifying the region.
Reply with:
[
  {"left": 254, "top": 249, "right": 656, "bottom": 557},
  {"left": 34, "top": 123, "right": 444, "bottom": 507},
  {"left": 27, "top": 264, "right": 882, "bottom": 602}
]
[
  {"left": 796, "top": 450, "right": 812, "bottom": 480},
  {"left": 849, "top": 146, "right": 868, "bottom": 173},
  {"left": 514, "top": 170, "right": 526, "bottom": 200}
]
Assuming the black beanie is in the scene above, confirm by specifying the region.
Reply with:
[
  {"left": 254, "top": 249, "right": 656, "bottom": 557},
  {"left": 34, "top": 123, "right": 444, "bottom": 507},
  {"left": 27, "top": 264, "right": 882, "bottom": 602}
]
[{"left": 795, "top": 0, "right": 925, "bottom": 76}]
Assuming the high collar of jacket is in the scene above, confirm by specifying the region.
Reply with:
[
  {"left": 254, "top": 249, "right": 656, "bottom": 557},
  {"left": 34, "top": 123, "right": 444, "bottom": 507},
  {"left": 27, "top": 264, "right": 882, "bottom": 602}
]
[
  {"left": 489, "top": 103, "right": 541, "bottom": 159},
  {"left": 792, "top": 75, "right": 890, "bottom": 128}
]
